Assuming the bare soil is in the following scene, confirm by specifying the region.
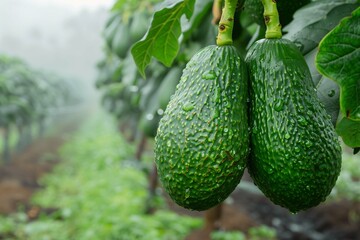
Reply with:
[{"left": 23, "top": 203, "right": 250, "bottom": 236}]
[
  {"left": 181, "top": 171, "right": 360, "bottom": 240},
  {"left": 0, "top": 107, "right": 89, "bottom": 215}
]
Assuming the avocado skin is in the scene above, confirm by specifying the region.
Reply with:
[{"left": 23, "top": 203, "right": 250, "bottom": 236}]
[
  {"left": 155, "top": 45, "right": 249, "bottom": 211},
  {"left": 245, "top": 38, "right": 342, "bottom": 213}
]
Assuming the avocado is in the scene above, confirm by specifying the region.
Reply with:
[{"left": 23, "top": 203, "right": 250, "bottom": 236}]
[
  {"left": 112, "top": 22, "right": 132, "bottom": 59},
  {"left": 157, "top": 65, "right": 184, "bottom": 110},
  {"left": 130, "top": 11, "right": 150, "bottom": 43},
  {"left": 155, "top": 45, "right": 249, "bottom": 211},
  {"left": 245, "top": 38, "right": 342, "bottom": 213}
]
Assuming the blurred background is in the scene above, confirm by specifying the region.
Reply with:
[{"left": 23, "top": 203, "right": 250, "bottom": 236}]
[
  {"left": 0, "top": 0, "right": 112, "bottom": 98},
  {"left": 0, "top": 0, "right": 359, "bottom": 240}
]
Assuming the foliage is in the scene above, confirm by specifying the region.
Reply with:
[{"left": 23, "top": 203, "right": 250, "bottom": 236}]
[
  {"left": 210, "top": 225, "right": 277, "bottom": 240},
  {"left": 131, "top": 0, "right": 195, "bottom": 76},
  {"left": 0, "top": 112, "right": 202, "bottom": 240},
  {"left": 316, "top": 7, "right": 360, "bottom": 148},
  {"left": 0, "top": 54, "right": 81, "bottom": 163},
  {"left": 94, "top": 0, "right": 360, "bottom": 233},
  {"left": 97, "top": 0, "right": 360, "bottom": 151}
]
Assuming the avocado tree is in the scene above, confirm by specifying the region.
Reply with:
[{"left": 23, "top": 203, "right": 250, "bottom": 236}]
[
  {"left": 97, "top": 0, "right": 359, "bottom": 233},
  {"left": 0, "top": 55, "right": 80, "bottom": 163}
]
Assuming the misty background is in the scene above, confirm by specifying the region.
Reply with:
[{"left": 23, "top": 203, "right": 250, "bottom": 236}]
[{"left": 0, "top": 0, "right": 114, "bottom": 99}]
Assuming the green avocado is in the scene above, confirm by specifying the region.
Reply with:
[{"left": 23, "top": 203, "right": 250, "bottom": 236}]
[
  {"left": 155, "top": 45, "right": 249, "bottom": 211},
  {"left": 112, "top": 22, "right": 132, "bottom": 59},
  {"left": 157, "top": 65, "right": 184, "bottom": 110},
  {"left": 245, "top": 38, "right": 342, "bottom": 213}
]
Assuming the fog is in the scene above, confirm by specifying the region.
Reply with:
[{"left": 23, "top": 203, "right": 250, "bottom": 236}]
[{"left": 0, "top": 0, "right": 113, "bottom": 98}]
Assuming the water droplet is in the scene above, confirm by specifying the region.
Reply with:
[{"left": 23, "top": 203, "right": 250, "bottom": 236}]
[
  {"left": 285, "top": 133, "right": 291, "bottom": 139},
  {"left": 298, "top": 116, "right": 307, "bottom": 126},
  {"left": 252, "top": 127, "right": 258, "bottom": 134},
  {"left": 224, "top": 128, "right": 229, "bottom": 133},
  {"left": 274, "top": 99, "right": 284, "bottom": 112},
  {"left": 202, "top": 70, "right": 217, "bottom": 80},
  {"left": 327, "top": 89, "right": 336, "bottom": 97},
  {"left": 182, "top": 102, "right": 194, "bottom": 112}
]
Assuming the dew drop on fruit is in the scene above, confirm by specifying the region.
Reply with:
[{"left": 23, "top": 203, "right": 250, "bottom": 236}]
[
  {"left": 252, "top": 127, "right": 258, "bottom": 134},
  {"left": 305, "top": 141, "right": 312, "bottom": 147},
  {"left": 298, "top": 116, "right": 307, "bottom": 126},
  {"left": 285, "top": 133, "right": 291, "bottom": 139},
  {"left": 274, "top": 99, "right": 284, "bottom": 112},
  {"left": 202, "top": 70, "right": 217, "bottom": 80},
  {"left": 182, "top": 102, "right": 194, "bottom": 112}
]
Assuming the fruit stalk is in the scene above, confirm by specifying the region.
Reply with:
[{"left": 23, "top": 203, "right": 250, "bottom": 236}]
[
  {"left": 261, "top": 0, "right": 282, "bottom": 39},
  {"left": 216, "top": 0, "right": 238, "bottom": 46}
]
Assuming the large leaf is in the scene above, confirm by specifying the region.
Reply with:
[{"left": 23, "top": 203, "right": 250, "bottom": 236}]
[
  {"left": 336, "top": 117, "right": 360, "bottom": 148},
  {"left": 304, "top": 49, "right": 340, "bottom": 126},
  {"left": 111, "top": 0, "right": 127, "bottom": 11},
  {"left": 316, "top": 7, "right": 360, "bottom": 121},
  {"left": 283, "top": 0, "right": 359, "bottom": 55},
  {"left": 181, "top": 0, "right": 213, "bottom": 40},
  {"left": 131, "top": 0, "right": 195, "bottom": 77}
]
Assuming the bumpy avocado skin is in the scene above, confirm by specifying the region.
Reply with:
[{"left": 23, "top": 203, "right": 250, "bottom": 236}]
[
  {"left": 155, "top": 45, "right": 249, "bottom": 211},
  {"left": 245, "top": 38, "right": 342, "bottom": 213}
]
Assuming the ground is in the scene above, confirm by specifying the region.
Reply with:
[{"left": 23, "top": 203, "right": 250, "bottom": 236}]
[{"left": 0, "top": 112, "right": 359, "bottom": 239}]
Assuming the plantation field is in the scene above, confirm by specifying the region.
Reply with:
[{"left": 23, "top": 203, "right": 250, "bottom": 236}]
[{"left": 0, "top": 110, "right": 359, "bottom": 240}]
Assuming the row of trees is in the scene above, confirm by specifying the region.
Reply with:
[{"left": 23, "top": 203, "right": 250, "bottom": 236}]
[{"left": 0, "top": 55, "right": 80, "bottom": 163}]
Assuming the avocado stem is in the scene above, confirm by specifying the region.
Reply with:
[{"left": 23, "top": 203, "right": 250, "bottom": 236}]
[
  {"left": 216, "top": 0, "right": 238, "bottom": 46},
  {"left": 261, "top": 0, "right": 282, "bottom": 39}
]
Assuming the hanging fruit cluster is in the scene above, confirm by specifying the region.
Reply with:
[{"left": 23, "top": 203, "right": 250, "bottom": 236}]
[{"left": 97, "top": 0, "right": 359, "bottom": 212}]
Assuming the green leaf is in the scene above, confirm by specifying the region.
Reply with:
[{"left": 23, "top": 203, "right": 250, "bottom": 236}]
[
  {"left": 181, "top": 0, "right": 213, "bottom": 40},
  {"left": 111, "top": 0, "right": 127, "bottom": 12},
  {"left": 304, "top": 48, "right": 340, "bottom": 126},
  {"left": 131, "top": 0, "right": 195, "bottom": 77},
  {"left": 283, "top": 0, "right": 359, "bottom": 55},
  {"left": 336, "top": 117, "right": 360, "bottom": 148},
  {"left": 316, "top": 7, "right": 360, "bottom": 121}
]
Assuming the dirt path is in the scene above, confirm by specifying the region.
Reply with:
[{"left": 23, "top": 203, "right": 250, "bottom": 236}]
[{"left": 0, "top": 106, "right": 91, "bottom": 214}]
